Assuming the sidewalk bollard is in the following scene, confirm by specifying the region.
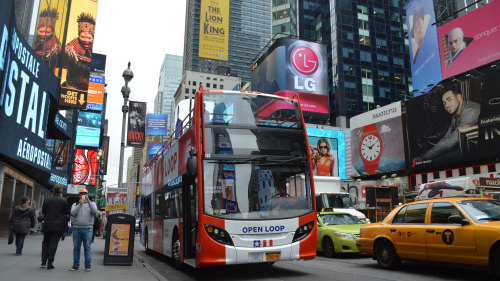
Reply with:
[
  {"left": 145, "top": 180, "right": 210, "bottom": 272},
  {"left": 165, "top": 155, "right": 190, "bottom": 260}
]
[{"left": 103, "top": 214, "right": 135, "bottom": 265}]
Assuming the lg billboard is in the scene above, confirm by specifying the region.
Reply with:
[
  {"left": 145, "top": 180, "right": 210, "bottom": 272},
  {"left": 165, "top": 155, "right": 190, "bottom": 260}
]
[
  {"left": 251, "top": 38, "right": 329, "bottom": 117},
  {"left": 350, "top": 102, "right": 406, "bottom": 176}
]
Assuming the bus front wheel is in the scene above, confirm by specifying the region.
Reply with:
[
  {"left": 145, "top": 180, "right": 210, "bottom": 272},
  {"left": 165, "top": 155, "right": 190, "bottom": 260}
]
[{"left": 172, "top": 231, "right": 182, "bottom": 268}]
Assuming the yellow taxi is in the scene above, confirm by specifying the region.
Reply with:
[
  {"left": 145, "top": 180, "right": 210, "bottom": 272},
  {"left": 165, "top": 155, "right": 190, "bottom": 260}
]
[{"left": 356, "top": 197, "right": 500, "bottom": 277}]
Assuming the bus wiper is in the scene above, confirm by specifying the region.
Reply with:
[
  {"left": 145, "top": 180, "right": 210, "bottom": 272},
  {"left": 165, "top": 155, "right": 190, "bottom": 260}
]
[
  {"left": 206, "top": 155, "right": 268, "bottom": 164},
  {"left": 259, "top": 156, "right": 308, "bottom": 166}
]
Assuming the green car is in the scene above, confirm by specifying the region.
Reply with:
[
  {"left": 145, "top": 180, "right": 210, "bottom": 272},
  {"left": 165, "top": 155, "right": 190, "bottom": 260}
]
[{"left": 317, "top": 211, "right": 364, "bottom": 257}]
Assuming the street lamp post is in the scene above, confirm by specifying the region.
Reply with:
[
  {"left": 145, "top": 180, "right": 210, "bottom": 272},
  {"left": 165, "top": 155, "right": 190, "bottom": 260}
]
[{"left": 118, "top": 62, "right": 134, "bottom": 190}]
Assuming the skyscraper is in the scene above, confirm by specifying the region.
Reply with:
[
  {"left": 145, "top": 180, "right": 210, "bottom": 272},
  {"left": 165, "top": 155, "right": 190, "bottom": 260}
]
[
  {"left": 183, "top": 0, "right": 271, "bottom": 86},
  {"left": 154, "top": 54, "right": 183, "bottom": 135}
]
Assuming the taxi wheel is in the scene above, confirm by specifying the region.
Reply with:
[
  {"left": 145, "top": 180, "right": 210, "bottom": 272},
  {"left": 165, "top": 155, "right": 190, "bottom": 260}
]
[
  {"left": 375, "top": 240, "right": 400, "bottom": 269},
  {"left": 322, "top": 237, "right": 336, "bottom": 258}
]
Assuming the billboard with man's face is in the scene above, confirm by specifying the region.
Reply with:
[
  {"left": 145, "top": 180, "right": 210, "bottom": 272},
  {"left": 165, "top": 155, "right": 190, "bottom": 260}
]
[
  {"left": 251, "top": 38, "right": 329, "bottom": 117},
  {"left": 438, "top": 0, "right": 500, "bottom": 79},
  {"left": 406, "top": 0, "right": 442, "bottom": 94},
  {"left": 407, "top": 71, "right": 500, "bottom": 170},
  {"left": 350, "top": 102, "right": 406, "bottom": 176}
]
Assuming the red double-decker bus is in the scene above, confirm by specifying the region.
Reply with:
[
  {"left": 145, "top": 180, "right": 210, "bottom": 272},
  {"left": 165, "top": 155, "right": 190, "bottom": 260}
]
[{"left": 140, "top": 87, "right": 316, "bottom": 268}]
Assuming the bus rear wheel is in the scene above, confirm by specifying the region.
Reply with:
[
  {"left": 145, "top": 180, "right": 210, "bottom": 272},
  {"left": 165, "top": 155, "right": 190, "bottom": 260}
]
[{"left": 172, "top": 232, "right": 182, "bottom": 268}]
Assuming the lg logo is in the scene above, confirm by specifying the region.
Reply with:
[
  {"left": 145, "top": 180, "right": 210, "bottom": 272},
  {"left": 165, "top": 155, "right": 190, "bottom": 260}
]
[{"left": 291, "top": 46, "right": 319, "bottom": 75}]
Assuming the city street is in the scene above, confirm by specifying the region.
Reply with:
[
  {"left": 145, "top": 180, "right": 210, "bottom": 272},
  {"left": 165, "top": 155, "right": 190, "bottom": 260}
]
[{"left": 135, "top": 245, "right": 496, "bottom": 281}]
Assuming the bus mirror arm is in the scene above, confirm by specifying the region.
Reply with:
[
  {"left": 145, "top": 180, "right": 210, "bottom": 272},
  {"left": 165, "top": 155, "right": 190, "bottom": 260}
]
[{"left": 187, "top": 155, "right": 198, "bottom": 176}]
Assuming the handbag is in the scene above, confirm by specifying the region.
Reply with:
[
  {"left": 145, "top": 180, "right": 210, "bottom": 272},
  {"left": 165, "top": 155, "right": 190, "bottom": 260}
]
[{"left": 8, "top": 227, "right": 14, "bottom": 245}]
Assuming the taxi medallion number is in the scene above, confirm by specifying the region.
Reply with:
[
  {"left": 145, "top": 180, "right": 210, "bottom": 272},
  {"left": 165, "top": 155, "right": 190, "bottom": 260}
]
[{"left": 266, "top": 252, "right": 281, "bottom": 261}]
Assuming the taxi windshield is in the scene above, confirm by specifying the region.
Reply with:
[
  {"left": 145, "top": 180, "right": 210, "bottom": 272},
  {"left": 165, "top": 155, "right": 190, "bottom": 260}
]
[
  {"left": 319, "top": 213, "right": 362, "bottom": 225},
  {"left": 457, "top": 200, "right": 500, "bottom": 222}
]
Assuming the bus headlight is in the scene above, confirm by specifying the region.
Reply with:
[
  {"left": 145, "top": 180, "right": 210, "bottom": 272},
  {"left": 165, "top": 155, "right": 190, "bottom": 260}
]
[
  {"left": 204, "top": 224, "right": 234, "bottom": 246},
  {"left": 292, "top": 221, "right": 314, "bottom": 243}
]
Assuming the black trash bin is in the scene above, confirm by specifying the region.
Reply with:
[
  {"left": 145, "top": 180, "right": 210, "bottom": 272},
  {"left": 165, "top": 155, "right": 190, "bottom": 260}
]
[{"left": 103, "top": 214, "right": 135, "bottom": 265}]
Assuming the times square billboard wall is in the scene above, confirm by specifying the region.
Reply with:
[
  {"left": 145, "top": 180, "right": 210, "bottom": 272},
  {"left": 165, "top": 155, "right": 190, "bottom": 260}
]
[
  {"left": 350, "top": 102, "right": 406, "bottom": 176},
  {"left": 306, "top": 128, "right": 346, "bottom": 180},
  {"left": 198, "top": 0, "right": 229, "bottom": 61},
  {"left": 251, "top": 38, "right": 329, "bottom": 117},
  {"left": 407, "top": 72, "right": 500, "bottom": 171},
  {"left": 438, "top": 0, "right": 500, "bottom": 79},
  {"left": 406, "top": 0, "right": 443, "bottom": 94}
]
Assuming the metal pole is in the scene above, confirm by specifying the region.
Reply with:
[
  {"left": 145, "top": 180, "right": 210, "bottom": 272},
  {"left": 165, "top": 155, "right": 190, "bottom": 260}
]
[{"left": 118, "top": 81, "right": 129, "bottom": 190}]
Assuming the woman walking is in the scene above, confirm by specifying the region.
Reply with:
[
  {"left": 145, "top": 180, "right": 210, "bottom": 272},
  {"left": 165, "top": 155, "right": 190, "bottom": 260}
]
[{"left": 8, "top": 197, "right": 35, "bottom": 256}]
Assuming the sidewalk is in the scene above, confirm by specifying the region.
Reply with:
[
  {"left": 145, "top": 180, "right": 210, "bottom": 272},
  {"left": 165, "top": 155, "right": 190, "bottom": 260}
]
[{"left": 0, "top": 233, "right": 162, "bottom": 281}]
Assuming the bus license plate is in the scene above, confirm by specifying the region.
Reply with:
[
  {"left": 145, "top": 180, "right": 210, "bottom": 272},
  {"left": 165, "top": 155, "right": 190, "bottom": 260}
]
[{"left": 266, "top": 252, "right": 280, "bottom": 261}]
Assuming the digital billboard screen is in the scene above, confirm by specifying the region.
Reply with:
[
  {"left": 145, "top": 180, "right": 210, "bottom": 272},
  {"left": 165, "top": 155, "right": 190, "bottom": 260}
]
[
  {"left": 87, "top": 76, "right": 104, "bottom": 111},
  {"left": 146, "top": 114, "right": 168, "bottom": 135},
  {"left": 72, "top": 149, "right": 98, "bottom": 185},
  {"left": 252, "top": 38, "right": 329, "bottom": 116},
  {"left": 75, "top": 111, "right": 102, "bottom": 147},
  {"left": 306, "top": 128, "right": 346, "bottom": 180},
  {"left": 407, "top": 72, "right": 500, "bottom": 170},
  {"left": 406, "top": 0, "right": 442, "bottom": 93},
  {"left": 350, "top": 102, "right": 406, "bottom": 175},
  {"left": 147, "top": 144, "right": 163, "bottom": 161},
  {"left": 438, "top": 0, "right": 500, "bottom": 79}
]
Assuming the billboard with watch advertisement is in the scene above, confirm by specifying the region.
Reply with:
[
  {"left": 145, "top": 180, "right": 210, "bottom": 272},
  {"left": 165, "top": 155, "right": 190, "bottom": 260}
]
[
  {"left": 350, "top": 102, "right": 406, "bottom": 176},
  {"left": 251, "top": 38, "right": 329, "bottom": 117},
  {"left": 406, "top": 0, "right": 442, "bottom": 93},
  {"left": 306, "top": 128, "right": 346, "bottom": 180},
  {"left": 407, "top": 72, "right": 500, "bottom": 170},
  {"left": 438, "top": 0, "right": 500, "bottom": 79}
]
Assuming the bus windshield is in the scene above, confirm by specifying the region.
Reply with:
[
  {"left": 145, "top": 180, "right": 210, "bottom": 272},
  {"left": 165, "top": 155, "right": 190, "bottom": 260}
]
[
  {"left": 203, "top": 158, "right": 313, "bottom": 220},
  {"left": 203, "top": 92, "right": 302, "bottom": 129}
]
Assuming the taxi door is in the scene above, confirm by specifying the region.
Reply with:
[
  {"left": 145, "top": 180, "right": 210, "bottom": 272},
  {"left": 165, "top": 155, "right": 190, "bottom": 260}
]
[
  {"left": 425, "top": 202, "right": 477, "bottom": 264},
  {"left": 387, "top": 203, "right": 429, "bottom": 260}
]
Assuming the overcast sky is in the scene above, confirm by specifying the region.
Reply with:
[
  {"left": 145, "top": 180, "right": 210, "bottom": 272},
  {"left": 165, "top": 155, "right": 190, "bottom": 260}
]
[{"left": 93, "top": 0, "right": 186, "bottom": 187}]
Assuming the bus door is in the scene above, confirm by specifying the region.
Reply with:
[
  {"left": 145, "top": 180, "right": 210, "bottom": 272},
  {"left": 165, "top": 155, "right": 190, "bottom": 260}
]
[{"left": 182, "top": 174, "right": 197, "bottom": 259}]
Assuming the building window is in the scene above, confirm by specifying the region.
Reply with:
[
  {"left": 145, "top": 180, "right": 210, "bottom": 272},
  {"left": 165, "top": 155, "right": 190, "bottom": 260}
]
[
  {"left": 422, "top": 173, "right": 428, "bottom": 183},
  {"left": 433, "top": 172, "right": 440, "bottom": 179},
  {"left": 220, "top": 85, "right": 224, "bottom": 89},
  {"left": 340, "top": 14, "right": 352, "bottom": 25},
  {"left": 378, "top": 70, "right": 389, "bottom": 82},
  {"left": 342, "top": 48, "right": 355, "bottom": 59},
  {"left": 391, "top": 12, "right": 400, "bottom": 23},
  {"left": 376, "top": 38, "right": 387, "bottom": 48},
  {"left": 360, "top": 51, "right": 371, "bottom": 62},
  {"left": 446, "top": 170, "right": 453, "bottom": 178},
  {"left": 392, "top": 0, "right": 399, "bottom": 7},
  {"left": 185, "top": 88, "right": 189, "bottom": 94},
  {"left": 374, "top": 8, "right": 384, "bottom": 18},
  {"left": 361, "top": 68, "right": 374, "bottom": 110},
  {"left": 207, "top": 77, "right": 211, "bottom": 80},
  {"left": 207, "top": 83, "right": 210, "bottom": 88},
  {"left": 379, "top": 87, "right": 391, "bottom": 98},
  {"left": 375, "top": 22, "right": 385, "bottom": 33},
  {"left": 391, "top": 26, "right": 401, "bottom": 37},
  {"left": 459, "top": 168, "right": 466, "bottom": 176},
  {"left": 473, "top": 166, "right": 481, "bottom": 174},
  {"left": 192, "top": 89, "right": 196, "bottom": 94},
  {"left": 488, "top": 164, "right": 496, "bottom": 172},
  {"left": 377, "top": 54, "right": 388, "bottom": 63},
  {"left": 185, "top": 96, "right": 189, "bottom": 99},
  {"left": 213, "top": 84, "right": 217, "bottom": 89},
  {"left": 193, "top": 81, "right": 196, "bottom": 86},
  {"left": 393, "top": 57, "right": 405, "bottom": 67},
  {"left": 213, "top": 78, "right": 217, "bottom": 81},
  {"left": 343, "top": 64, "right": 355, "bottom": 76},
  {"left": 342, "top": 31, "right": 353, "bottom": 41},
  {"left": 188, "top": 81, "right": 191, "bottom": 85}
]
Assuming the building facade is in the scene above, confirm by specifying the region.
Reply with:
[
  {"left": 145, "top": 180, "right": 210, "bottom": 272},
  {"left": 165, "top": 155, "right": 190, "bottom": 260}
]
[
  {"left": 154, "top": 54, "right": 183, "bottom": 136},
  {"left": 183, "top": 0, "right": 271, "bottom": 86}
]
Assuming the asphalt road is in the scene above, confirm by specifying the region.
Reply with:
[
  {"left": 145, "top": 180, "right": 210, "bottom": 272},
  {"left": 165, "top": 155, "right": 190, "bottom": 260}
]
[{"left": 134, "top": 242, "right": 496, "bottom": 281}]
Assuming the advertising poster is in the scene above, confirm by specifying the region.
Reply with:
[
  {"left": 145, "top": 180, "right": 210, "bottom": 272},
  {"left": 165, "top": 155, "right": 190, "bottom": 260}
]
[
  {"left": 251, "top": 38, "right": 329, "bottom": 116},
  {"left": 90, "top": 52, "right": 106, "bottom": 73},
  {"left": 306, "top": 128, "right": 346, "bottom": 180},
  {"left": 406, "top": 0, "right": 442, "bottom": 93},
  {"left": 59, "top": 0, "right": 99, "bottom": 109},
  {"left": 86, "top": 76, "right": 104, "bottom": 111},
  {"left": 32, "top": 0, "right": 69, "bottom": 75},
  {"left": 199, "top": 0, "right": 229, "bottom": 61},
  {"left": 147, "top": 144, "right": 163, "bottom": 161},
  {"left": 75, "top": 111, "right": 101, "bottom": 147},
  {"left": 407, "top": 72, "right": 500, "bottom": 170},
  {"left": 106, "top": 193, "right": 127, "bottom": 216},
  {"left": 145, "top": 114, "right": 168, "bottom": 135},
  {"left": 101, "top": 136, "right": 109, "bottom": 175},
  {"left": 350, "top": 102, "right": 406, "bottom": 175},
  {"left": 438, "top": 0, "right": 500, "bottom": 79},
  {"left": 127, "top": 101, "right": 146, "bottom": 147},
  {"left": 109, "top": 223, "right": 130, "bottom": 256},
  {"left": 308, "top": 136, "right": 339, "bottom": 177},
  {"left": 0, "top": 10, "right": 59, "bottom": 179},
  {"left": 72, "top": 149, "right": 98, "bottom": 185}
]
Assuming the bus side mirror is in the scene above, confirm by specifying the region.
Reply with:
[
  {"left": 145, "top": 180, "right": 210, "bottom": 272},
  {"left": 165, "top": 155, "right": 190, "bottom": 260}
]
[{"left": 187, "top": 155, "right": 197, "bottom": 176}]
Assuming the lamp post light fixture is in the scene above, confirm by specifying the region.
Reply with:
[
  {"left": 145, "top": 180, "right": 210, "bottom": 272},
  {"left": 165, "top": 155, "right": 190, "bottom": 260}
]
[{"left": 118, "top": 62, "right": 134, "bottom": 190}]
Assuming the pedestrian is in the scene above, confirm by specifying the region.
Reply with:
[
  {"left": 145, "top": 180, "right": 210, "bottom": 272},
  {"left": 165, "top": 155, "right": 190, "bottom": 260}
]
[
  {"left": 92, "top": 212, "right": 101, "bottom": 243},
  {"left": 41, "top": 185, "right": 70, "bottom": 269},
  {"left": 8, "top": 197, "right": 35, "bottom": 256},
  {"left": 70, "top": 188, "right": 97, "bottom": 272}
]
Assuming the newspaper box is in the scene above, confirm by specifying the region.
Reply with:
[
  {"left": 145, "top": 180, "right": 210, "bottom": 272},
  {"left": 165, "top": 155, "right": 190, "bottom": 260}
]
[{"left": 103, "top": 214, "right": 135, "bottom": 265}]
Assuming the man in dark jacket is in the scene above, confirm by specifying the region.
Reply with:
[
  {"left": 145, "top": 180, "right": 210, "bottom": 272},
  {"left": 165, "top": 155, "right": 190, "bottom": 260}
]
[{"left": 41, "top": 185, "right": 69, "bottom": 270}]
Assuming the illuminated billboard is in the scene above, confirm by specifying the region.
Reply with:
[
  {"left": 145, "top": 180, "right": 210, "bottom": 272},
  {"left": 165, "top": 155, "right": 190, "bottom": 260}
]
[
  {"left": 145, "top": 114, "right": 168, "bottom": 135},
  {"left": 75, "top": 111, "right": 101, "bottom": 147},
  {"left": 72, "top": 149, "right": 98, "bottom": 185},
  {"left": 127, "top": 101, "right": 146, "bottom": 147},
  {"left": 87, "top": 76, "right": 104, "bottom": 111},
  {"left": 59, "top": 0, "right": 99, "bottom": 109},
  {"left": 147, "top": 144, "right": 163, "bottom": 161},
  {"left": 407, "top": 72, "right": 500, "bottom": 170},
  {"left": 406, "top": 0, "right": 442, "bottom": 93},
  {"left": 350, "top": 102, "right": 406, "bottom": 175},
  {"left": 306, "top": 128, "right": 346, "bottom": 180},
  {"left": 198, "top": 0, "right": 229, "bottom": 61},
  {"left": 438, "top": 0, "right": 500, "bottom": 79},
  {"left": 251, "top": 38, "right": 329, "bottom": 116}
]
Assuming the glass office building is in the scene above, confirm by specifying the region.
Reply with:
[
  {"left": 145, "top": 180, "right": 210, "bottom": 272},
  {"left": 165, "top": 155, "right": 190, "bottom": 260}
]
[
  {"left": 183, "top": 0, "right": 271, "bottom": 86},
  {"left": 154, "top": 54, "right": 183, "bottom": 135}
]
